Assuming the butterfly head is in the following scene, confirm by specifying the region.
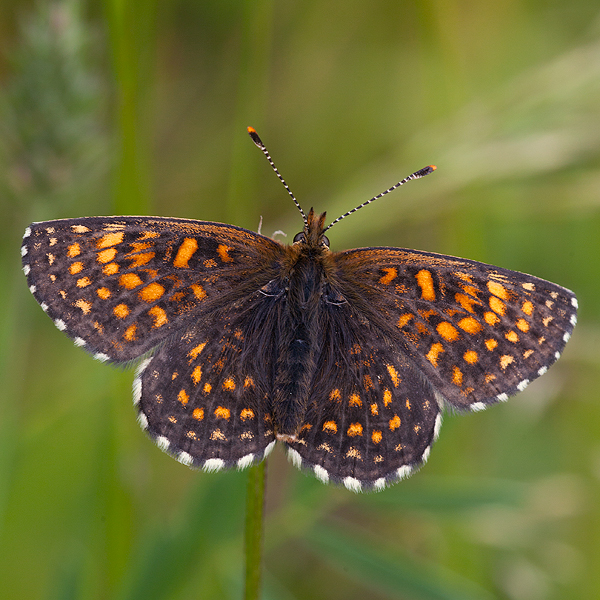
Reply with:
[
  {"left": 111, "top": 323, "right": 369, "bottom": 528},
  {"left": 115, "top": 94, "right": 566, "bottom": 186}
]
[{"left": 293, "top": 208, "right": 330, "bottom": 249}]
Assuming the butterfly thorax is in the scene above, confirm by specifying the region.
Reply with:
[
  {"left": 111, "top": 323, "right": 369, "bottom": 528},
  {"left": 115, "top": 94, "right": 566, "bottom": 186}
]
[{"left": 272, "top": 209, "right": 336, "bottom": 438}]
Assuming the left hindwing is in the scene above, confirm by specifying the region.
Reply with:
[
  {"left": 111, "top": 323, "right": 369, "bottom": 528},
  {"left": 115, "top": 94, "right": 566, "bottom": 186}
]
[
  {"left": 22, "top": 216, "right": 286, "bottom": 363},
  {"left": 333, "top": 247, "right": 578, "bottom": 410}
]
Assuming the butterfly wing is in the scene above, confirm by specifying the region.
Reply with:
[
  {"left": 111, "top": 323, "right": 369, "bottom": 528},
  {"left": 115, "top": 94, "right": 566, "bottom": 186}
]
[
  {"left": 283, "top": 299, "right": 442, "bottom": 491},
  {"left": 134, "top": 299, "right": 282, "bottom": 469},
  {"left": 332, "top": 246, "right": 578, "bottom": 411},
  {"left": 22, "top": 217, "right": 285, "bottom": 363}
]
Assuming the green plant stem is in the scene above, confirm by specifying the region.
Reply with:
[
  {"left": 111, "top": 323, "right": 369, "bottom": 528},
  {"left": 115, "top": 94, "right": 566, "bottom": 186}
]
[{"left": 244, "top": 460, "right": 266, "bottom": 600}]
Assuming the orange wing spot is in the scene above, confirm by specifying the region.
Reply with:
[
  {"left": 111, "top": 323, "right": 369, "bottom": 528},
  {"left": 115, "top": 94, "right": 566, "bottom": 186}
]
[
  {"left": 71, "top": 225, "right": 89, "bottom": 233},
  {"left": 345, "top": 447, "right": 361, "bottom": 459},
  {"left": 379, "top": 267, "right": 397, "bottom": 285},
  {"left": 426, "top": 342, "right": 445, "bottom": 367},
  {"left": 203, "top": 383, "right": 212, "bottom": 394},
  {"left": 484, "top": 311, "right": 500, "bottom": 326},
  {"left": 217, "top": 244, "right": 234, "bottom": 263},
  {"left": 523, "top": 349, "right": 534, "bottom": 359},
  {"left": 103, "top": 263, "right": 119, "bottom": 276},
  {"left": 124, "top": 324, "right": 137, "bottom": 341},
  {"left": 323, "top": 420, "right": 337, "bottom": 433},
  {"left": 370, "top": 403, "right": 379, "bottom": 416},
  {"left": 485, "top": 373, "right": 496, "bottom": 383},
  {"left": 204, "top": 258, "right": 217, "bottom": 268},
  {"left": 148, "top": 306, "right": 168, "bottom": 328},
  {"left": 413, "top": 425, "right": 421, "bottom": 433},
  {"left": 193, "top": 407, "right": 204, "bottom": 420},
  {"left": 137, "top": 231, "right": 160, "bottom": 240},
  {"left": 489, "top": 296, "right": 506, "bottom": 315},
  {"left": 458, "top": 317, "right": 482, "bottom": 334},
  {"left": 350, "top": 343, "right": 362, "bottom": 354},
  {"left": 139, "top": 282, "right": 165, "bottom": 303},
  {"left": 542, "top": 316, "right": 553, "bottom": 327},
  {"left": 74, "top": 299, "right": 92, "bottom": 314},
  {"left": 386, "top": 364, "right": 401, "bottom": 387},
  {"left": 93, "top": 321, "right": 104, "bottom": 333},
  {"left": 97, "top": 231, "right": 124, "bottom": 249},
  {"left": 188, "top": 342, "right": 207, "bottom": 359},
  {"left": 97, "top": 248, "right": 117, "bottom": 263},
  {"left": 415, "top": 321, "right": 429, "bottom": 335},
  {"left": 76, "top": 276, "right": 91, "bottom": 288},
  {"left": 363, "top": 374, "right": 374, "bottom": 390},
  {"left": 120, "top": 273, "right": 143, "bottom": 289},
  {"left": 487, "top": 281, "right": 509, "bottom": 300},
  {"left": 397, "top": 313, "right": 413, "bottom": 328},
  {"left": 349, "top": 393, "right": 362, "bottom": 407},
  {"left": 223, "top": 377, "right": 236, "bottom": 391},
  {"left": 374, "top": 455, "right": 384, "bottom": 463},
  {"left": 463, "top": 350, "right": 478, "bottom": 364},
  {"left": 455, "top": 292, "right": 480, "bottom": 313},
  {"left": 452, "top": 366, "right": 463, "bottom": 386},
  {"left": 168, "top": 416, "right": 177, "bottom": 424},
  {"left": 240, "top": 408, "right": 255, "bottom": 421},
  {"left": 405, "top": 398, "right": 411, "bottom": 410},
  {"left": 389, "top": 415, "right": 401, "bottom": 431},
  {"left": 186, "top": 431, "right": 197, "bottom": 440},
  {"left": 172, "top": 371, "right": 178, "bottom": 380},
  {"left": 455, "top": 272, "right": 473, "bottom": 283},
  {"left": 516, "top": 318, "right": 530, "bottom": 332},
  {"left": 522, "top": 282, "right": 535, "bottom": 291},
  {"left": 215, "top": 406, "right": 231, "bottom": 419},
  {"left": 128, "top": 252, "right": 154, "bottom": 268},
  {"left": 97, "top": 287, "right": 111, "bottom": 299},
  {"left": 173, "top": 237, "right": 199, "bottom": 268},
  {"left": 210, "top": 429, "right": 226, "bottom": 441},
  {"left": 505, "top": 330, "right": 519, "bottom": 343},
  {"left": 177, "top": 389, "right": 189, "bottom": 406},
  {"left": 69, "top": 261, "right": 84, "bottom": 275},
  {"left": 538, "top": 336, "right": 546, "bottom": 345},
  {"left": 436, "top": 321, "right": 459, "bottom": 342},
  {"left": 416, "top": 269, "right": 436, "bottom": 301},
  {"left": 244, "top": 376, "right": 255, "bottom": 388},
  {"left": 113, "top": 303, "right": 129, "bottom": 318},
  {"left": 372, "top": 430, "right": 383, "bottom": 444},
  {"left": 191, "top": 365, "right": 202, "bottom": 384},
  {"left": 500, "top": 354, "right": 514, "bottom": 370},
  {"left": 329, "top": 389, "right": 341, "bottom": 402},
  {"left": 67, "top": 243, "right": 81, "bottom": 257},
  {"left": 521, "top": 300, "right": 534, "bottom": 315},
  {"left": 347, "top": 423, "right": 363, "bottom": 437},
  {"left": 485, "top": 338, "right": 498, "bottom": 351},
  {"left": 190, "top": 284, "right": 207, "bottom": 300},
  {"left": 383, "top": 388, "right": 392, "bottom": 407},
  {"left": 47, "top": 253, "right": 56, "bottom": 265}
]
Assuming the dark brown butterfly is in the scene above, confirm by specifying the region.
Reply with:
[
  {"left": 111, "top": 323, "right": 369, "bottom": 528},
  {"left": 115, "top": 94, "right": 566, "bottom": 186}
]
[{"left": 21, "top": 128, "right": 577, "bottom": 491}]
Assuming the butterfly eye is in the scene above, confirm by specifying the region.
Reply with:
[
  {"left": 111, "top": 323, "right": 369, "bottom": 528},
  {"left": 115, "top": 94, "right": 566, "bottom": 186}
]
[
  {"left": 293, "top": 232, "right": 306, "bottom": 243},
  {"left": 321, "top": 235, "right": 330, "bottom": 247}
]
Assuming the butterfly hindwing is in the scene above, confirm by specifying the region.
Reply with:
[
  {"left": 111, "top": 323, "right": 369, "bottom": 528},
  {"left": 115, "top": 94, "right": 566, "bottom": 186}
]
[{"left": 135, "top": 312, "right": 277, "bottom": 470}]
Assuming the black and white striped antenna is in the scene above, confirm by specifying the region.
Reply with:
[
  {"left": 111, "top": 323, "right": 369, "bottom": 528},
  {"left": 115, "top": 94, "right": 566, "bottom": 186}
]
[{"left": 248, "top": 126, "right": 435, "bottom": 231}]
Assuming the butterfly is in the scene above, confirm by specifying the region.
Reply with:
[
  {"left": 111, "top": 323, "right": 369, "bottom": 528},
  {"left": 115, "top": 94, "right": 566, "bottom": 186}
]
[{"left": 21, "top": 127, "right": 577, "bottom": 492}]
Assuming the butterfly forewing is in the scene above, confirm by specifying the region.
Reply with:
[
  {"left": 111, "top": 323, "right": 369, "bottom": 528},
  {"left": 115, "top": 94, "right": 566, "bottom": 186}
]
[
  {"left": 22, "top": 217, "right": 285, "bottom": 363},
  {"left": 334, "top": 247, "right": 578, "bottom": 411}
]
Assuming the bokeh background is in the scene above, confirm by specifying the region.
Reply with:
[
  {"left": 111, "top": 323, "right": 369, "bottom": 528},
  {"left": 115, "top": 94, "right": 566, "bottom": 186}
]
[{"left": 1, "top": 1, "right": 599, "bottom": 599}]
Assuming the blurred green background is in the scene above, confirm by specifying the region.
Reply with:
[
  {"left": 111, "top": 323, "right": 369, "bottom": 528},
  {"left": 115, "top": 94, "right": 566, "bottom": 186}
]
[{"left": 1, "top": 1, "right": 599, "bottom": 598}]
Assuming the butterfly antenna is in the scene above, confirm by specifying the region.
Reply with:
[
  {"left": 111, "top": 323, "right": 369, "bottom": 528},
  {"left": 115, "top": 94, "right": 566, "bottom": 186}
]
[
  {"left": 248, "top": 127, "right": 308, "bottom": 226},
  {"left": 323, "top": 165, "right": 436, "bottom": 232}
]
